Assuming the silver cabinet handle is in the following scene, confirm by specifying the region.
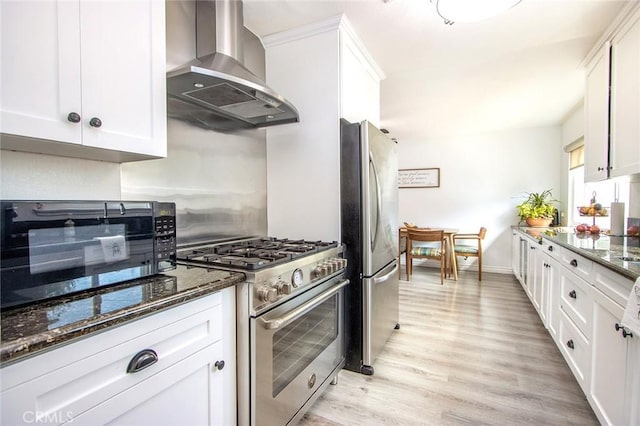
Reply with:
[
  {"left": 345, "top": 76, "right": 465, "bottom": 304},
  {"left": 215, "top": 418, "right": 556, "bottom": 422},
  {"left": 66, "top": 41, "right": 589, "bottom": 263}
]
[
  {"left": 260, "top": 279, "right": 349, "bottom": 330},
  {"left": 67, "top": 112, "right": 81, "bottom": 123},
  {"left": 127, "top": 349, "right": 158, "bottom": 373}
]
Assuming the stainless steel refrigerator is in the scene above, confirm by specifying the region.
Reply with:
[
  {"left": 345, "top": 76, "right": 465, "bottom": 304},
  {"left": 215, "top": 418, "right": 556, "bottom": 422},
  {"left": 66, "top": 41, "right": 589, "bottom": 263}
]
[{"left": 341, "top": 119, "right": 399, "bottom": 375}]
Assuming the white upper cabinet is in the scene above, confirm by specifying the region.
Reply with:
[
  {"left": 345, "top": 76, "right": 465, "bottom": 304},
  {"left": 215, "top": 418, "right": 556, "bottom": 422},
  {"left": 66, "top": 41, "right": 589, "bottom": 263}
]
[
  {"left": 583, "top": 3, "right": 640, "bottom": 182},
  {"left": 584, "top": 43, "right": 611, "bottom": 182},
  {"left": 0, "top": 0, "right": 167, "bottom": 162},
  {"left": 609, "top": 9, "right": 640, "bottom": 178},
  {"left": 1, "top": 1, "right": 82, "bottom": 145}
]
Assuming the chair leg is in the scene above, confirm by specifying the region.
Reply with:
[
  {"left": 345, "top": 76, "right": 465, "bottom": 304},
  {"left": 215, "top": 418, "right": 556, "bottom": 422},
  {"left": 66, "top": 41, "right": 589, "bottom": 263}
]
[
  {"left": 406, "top": 256, "right": 411, "bottom": 281},
  {"left": 440, "top": 255, "right": 444, "bottom": 285},
  {"left": 478, "top": 254, "right": 482, "bottom": 281}
]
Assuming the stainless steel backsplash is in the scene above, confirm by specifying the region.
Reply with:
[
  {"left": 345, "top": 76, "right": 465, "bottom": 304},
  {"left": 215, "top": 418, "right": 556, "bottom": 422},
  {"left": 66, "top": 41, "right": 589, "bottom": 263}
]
[{"left": 121, "top": 0, "right": 267, "bottom": 246}]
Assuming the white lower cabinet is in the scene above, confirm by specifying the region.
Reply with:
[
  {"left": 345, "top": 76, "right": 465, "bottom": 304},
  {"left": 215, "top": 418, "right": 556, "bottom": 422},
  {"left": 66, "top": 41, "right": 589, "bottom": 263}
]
[
  {"left": 69, "top": 342, "right": 223, "bottom": 425},
  {"left": 558, "top": 308, "right": 591, "bottom": 391},
  {"left": 0, "top": 289, "right": 236, "bottom": 426},
  {"left": 558, "top": 268, "right": 593, "bottom": 338},
  {"left": 511, "top": 229, "right": 638, "bottom": 424},
  {"left": 531, "top": 243, "right": 544, "bottom": 314},
  {"left": 545, "top": 257, "right": 561, "bottom": 340},
  {"left": 590, "top": 289, "right": 630, "bottom": 426}
]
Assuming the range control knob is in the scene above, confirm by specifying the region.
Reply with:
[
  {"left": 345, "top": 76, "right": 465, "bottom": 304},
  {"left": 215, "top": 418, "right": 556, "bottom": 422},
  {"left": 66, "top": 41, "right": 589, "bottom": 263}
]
[
  {"left": 311, "top": 266, "right": 323, "bottom": 280},
  {"left": 257, "top": 286, "right": 277, "bottom": 302},
  {"left": 276, "top": 280, "right": 292, "bottom": 295}
]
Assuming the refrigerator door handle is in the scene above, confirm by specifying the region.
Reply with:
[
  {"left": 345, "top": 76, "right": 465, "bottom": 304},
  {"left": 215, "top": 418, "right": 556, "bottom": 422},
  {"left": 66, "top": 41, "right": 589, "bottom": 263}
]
[
  {"left": 369, "top": 152, "right": 382, "bottom": 253},
  {"left": 373, "top": 262, "right": 399, "bottom": 284}
]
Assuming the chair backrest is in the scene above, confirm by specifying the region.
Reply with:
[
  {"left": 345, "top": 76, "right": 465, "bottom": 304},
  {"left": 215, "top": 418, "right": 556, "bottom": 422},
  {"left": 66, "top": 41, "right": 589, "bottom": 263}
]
[
  {"left": 406, "top": 228, "right": 444, "bottom": 243},
  {"left": 479, "top": 227, "right": 487, "bottom": 240}
]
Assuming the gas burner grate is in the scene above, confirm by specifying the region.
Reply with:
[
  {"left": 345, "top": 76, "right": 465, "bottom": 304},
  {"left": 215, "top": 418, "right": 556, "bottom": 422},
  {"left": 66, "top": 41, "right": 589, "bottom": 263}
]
[{"left": 176, "top": 237, "right": 339, "bottom": 270}]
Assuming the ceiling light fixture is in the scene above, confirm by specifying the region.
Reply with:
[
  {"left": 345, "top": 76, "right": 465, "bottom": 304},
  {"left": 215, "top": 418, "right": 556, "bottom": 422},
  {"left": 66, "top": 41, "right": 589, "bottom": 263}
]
[{"left": 432, "top": 0, "right": 523, "bottom": 25}]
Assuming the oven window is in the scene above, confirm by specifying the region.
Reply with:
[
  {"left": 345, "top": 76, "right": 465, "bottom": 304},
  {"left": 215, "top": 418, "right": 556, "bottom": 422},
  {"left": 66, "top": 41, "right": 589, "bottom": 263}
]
[{"left": 272, "top": 294, "right": 338, "bottom": 397}]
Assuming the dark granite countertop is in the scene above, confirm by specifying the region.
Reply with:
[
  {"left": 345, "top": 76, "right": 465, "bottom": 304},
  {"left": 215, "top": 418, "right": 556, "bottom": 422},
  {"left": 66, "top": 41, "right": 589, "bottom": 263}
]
[
  {"left": 1, "top": 266, "right": 245, "bottom": 365},
  {"left": 514, "top": 226, "right": 640, "bottom": 281}
]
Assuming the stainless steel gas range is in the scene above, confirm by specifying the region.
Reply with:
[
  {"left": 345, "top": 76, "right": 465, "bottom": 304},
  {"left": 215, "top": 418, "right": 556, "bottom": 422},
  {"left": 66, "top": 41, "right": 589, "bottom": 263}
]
[{"left": 177, "top": 238, "right": 348, "bottom": 426}]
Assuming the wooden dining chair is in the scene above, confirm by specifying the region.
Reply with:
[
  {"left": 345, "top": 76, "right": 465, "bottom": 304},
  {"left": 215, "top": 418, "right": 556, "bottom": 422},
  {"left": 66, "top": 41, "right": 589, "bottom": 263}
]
[
  {"left": 405, "top": 228, "right": 446, "bottom": 284},
  {"left": 453, "top": 227, "right": 487, "bottom": 281}
]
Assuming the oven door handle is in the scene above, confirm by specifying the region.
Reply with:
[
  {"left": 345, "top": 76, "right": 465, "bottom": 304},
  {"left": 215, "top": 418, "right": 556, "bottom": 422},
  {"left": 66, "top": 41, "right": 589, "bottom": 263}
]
[{"left": 259, "top": 279, "right": 350, "bottom": 330}]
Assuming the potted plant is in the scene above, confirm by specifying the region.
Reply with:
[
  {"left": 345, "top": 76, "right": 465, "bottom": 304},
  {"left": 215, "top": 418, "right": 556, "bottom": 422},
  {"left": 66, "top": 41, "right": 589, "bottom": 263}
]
[{"left": 515, "top": 189, "right": 558, "bottom": 227}]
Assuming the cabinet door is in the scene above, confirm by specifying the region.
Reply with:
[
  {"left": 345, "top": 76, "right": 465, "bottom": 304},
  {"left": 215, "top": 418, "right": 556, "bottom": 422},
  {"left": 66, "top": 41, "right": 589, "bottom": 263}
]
[
  {"left": 628, "top": 336, "right": 640, "bottom": 425},
  {"left": 532, "top": 244, "right": 544, "bottom": 313},
  {"left": 0, "top": 0, "right": 82, "bottom": 144},
  {"left": 610, "top": 12, "right": 640, "bottom": 178},
  {"left": 70, "top": 342, "right": 226, "bottom": 426},
  {"left": 511, "top": 232, "right": 520, "bottom": 278},
  {"left": 584, "top": 43, "right": 611, "bottom": 182},
  {"left": 78, "top": 0, "right": 166, "bottom": 157},
  {"left": 525, "top": 242, "right": 537, "bottom": 300},
  {"left": 546, "top": 258, "right": 560, "bottom": 340},
  {"left": 591, "top": 290, "right": 629, "bottom": 426}
]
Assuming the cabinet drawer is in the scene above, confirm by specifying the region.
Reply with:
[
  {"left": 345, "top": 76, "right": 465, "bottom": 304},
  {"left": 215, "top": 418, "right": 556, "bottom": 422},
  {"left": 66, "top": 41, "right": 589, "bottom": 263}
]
[
  {"left": 1, "top": 293, "right": 222, "bottom": 424},
  {"left": 558, "top": 309, "right": 590, "bottom": 392},
  {"left": 592, "top": 262, "right": 635, "bottom": 307},
  {"left": 559, "top": 270, "right": 593, "bottom": 338},
  {"left": 558, "top": 246, "right": 593, "bottom": 282}
]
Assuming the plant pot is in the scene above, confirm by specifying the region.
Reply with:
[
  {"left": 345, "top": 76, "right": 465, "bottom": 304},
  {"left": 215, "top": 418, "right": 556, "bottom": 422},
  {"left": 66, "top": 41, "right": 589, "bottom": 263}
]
[{"left": 525, "top": 217, "right": 553, "bottom": 227}]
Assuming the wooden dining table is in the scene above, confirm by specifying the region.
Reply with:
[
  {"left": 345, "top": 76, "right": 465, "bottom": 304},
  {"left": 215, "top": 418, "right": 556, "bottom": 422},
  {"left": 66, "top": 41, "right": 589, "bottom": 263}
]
[{"left": 399, "top": 227, "right": 459, "bottom": 281}]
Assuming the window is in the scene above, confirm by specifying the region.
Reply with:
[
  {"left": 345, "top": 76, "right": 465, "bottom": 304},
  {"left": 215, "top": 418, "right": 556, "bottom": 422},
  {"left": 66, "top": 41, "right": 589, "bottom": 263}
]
[{"left": 567, "top": 141, "right": 630, "bottom": 228}]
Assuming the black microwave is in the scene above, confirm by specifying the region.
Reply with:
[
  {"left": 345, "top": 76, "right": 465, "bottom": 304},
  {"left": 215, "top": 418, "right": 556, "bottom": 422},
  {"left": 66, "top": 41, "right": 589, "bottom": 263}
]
[{"left": 0, "top": 200, "right": 176, "bottom": 309}]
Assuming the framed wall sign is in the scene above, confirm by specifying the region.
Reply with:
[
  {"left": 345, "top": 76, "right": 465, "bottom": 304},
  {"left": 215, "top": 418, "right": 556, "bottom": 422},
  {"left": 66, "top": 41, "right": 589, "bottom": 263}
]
[{"left": 398, "top": 168, "right": 440, "bottom": 188}]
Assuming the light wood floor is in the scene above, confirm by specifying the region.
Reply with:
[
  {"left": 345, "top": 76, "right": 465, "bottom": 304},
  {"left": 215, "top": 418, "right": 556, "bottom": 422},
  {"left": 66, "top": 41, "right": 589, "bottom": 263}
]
[{"left": 299, "top": 267, "right": 599, "bottom": 426}]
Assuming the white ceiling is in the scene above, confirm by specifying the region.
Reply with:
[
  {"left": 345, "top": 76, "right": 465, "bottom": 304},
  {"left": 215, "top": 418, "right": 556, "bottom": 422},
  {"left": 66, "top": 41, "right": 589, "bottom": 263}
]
[{"left": 243, "top": 0, "right": 628, "bottom": 140}]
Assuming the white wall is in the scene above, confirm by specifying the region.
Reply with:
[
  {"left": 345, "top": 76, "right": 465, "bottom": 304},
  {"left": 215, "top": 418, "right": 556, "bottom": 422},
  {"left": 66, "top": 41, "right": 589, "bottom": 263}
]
[
  {"left": 0, "top": 150, "right": 121, "bottom": 199},
  {"left": 397, "top": 126, "right": 563, "bottom": 274},
  {"left": 561, "top": 102, "right": 585, "bottom": 146}
]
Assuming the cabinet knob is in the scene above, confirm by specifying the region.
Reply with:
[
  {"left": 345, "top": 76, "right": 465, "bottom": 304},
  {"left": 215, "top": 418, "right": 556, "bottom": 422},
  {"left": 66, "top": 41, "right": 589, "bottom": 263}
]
[
  {"left": 548, "top": 246, "right": 553, "bottom": 252},
  {"left": 566, "top": 339, "right": 575, "bottom": 350},
  {"left": 569, "top": 290, "right": 577, "bottom": 299},
  {"left": 89, "top": 117, "right": 102, "bottom": 128},
  {"left": 570, "top": 259, "right": 578, "bottom": 267},
  {"left": 597, "top": 167, "right": 604, "bottom": 171},
  {"left": 214, "top": 360, "right": 225, "bottom": 371},
  {"left": 67, "top": 112, "right": 81, "bottom": 123},
  {"left": 127, "top": 349, "right": 158, "bottom": 373}
]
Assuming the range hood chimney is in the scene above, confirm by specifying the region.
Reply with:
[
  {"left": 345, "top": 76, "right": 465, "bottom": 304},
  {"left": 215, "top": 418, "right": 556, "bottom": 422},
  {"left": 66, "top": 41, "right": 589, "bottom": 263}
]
[{"left": 167, "top": 0, "right": 299, "bottom": 131}]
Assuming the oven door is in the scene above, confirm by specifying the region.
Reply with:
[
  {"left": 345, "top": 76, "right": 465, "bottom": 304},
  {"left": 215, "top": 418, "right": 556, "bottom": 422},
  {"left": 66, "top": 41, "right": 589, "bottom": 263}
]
[{"left": 252, "top": 275, "right": 348, "bottom": 426}]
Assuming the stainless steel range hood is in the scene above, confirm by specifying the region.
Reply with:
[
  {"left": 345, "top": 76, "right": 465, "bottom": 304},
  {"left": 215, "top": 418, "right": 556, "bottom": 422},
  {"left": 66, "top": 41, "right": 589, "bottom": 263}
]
[{"left": 167, "top": 0, "right": 299, "bottom": 131}]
